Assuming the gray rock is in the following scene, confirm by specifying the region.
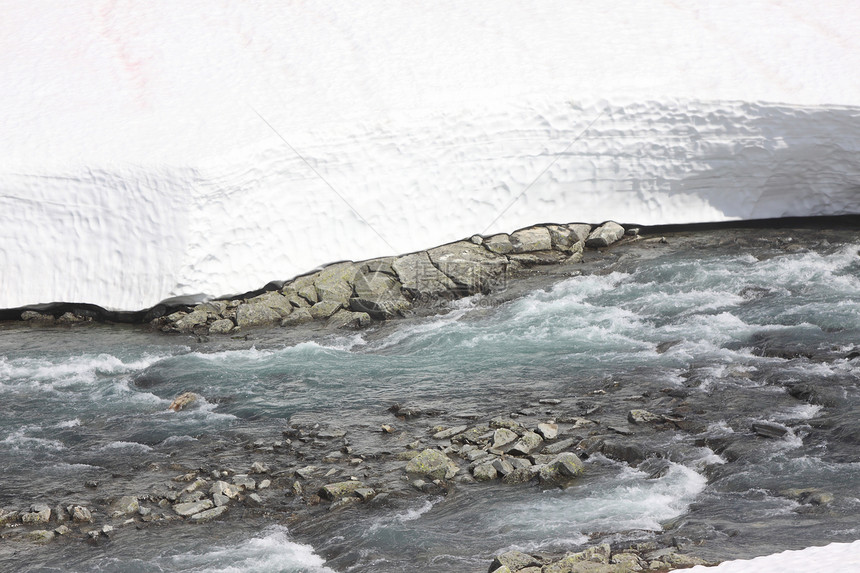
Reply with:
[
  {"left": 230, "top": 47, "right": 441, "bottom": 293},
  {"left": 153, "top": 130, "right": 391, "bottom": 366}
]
[
  {"left": 628, "top": 409, "right": 664, "bottom": 424},
  {"left": 232, "top": 475, "right": 256, "bottom": 491},
  {"left": 502, "top": 467, "right": 536, "bottom": 485},
  {"left": 392, "top": 252, "right": 459, "bottom": 296},
  {"left": 752, "top": 421, "right": 789, "bottom": 438},
  {"left": 318, "top": 481, "right": 365, "bottom": 500},
  {"left": 433, "top": 425, "right": 468, "bottom": 440},
  {"left": 602, "top": 441, "right": 646, "bottom": 465},
  {"left": 173, "top": 499, "right": 213, "bottom": 517},
  {"left": 209, "top": 318, "right": 235, "bottom": 334},
  {"left": 297, "top": 283, "right": 319, "bottom": 304},
  {"left": 174, "top": 309, "right": 210, "bottom": 333},
  {"left": 21, "top": 311, "right": 54, "bottom": 322},
  {"left": 492, "top": 428, "right": 518, "bottom": 450},
  {"left": 491, "top": 458, "right": 515, "bottom": 477},
  {"left": 427, "top": 241, "right": 508, "bottom": 294},
  {"left": 539, "top": 452, "right": 585, "bottom": 484},
  {"left": 212, "top": 493, "right": 230, "bottom": 507},
  {"left": 354, "top": 487, "right": 376, "bottom": 501},
  {"left": 190, "top": 505, "right": 228, "bottom": 523},
  {"left": 244, "top": 493, "right": 264, "bottom": 507},
  {"left": 71, "top": 506, "right": 93, "bottom": 523},
  {"left": 22, "top": 504, "right": 51, "bottom": 524},
  {"left": 546, "top": 224, "right": 579, "bottom": 252},
  {"left": 567, "top": 223, "right": 593, "bottom": 243},
  {"left": 349, "top": 294, "right": 411, "bottom": 320},
  {"left": 473, "top": 462, "right": 498, "bottom": 481},
  {"left": 585, "top": 221, "right": 626, "bottom": 248},
  {"left": 511, "top": 227, "right": 553, "bottom": 252},
  {"left": 536, "top": 423, "right": 558, "bottom": 440},
  {"left": 27, "top": 529, "right": 55, "bottom": 543},
  {"left": 198, "top": 300, "right": 227, "bottom": 315},
  {"left": 210, "top": 480, "right": 240, "bottom": 499},
  {"left": 484, "top": 234, "right": 515, "bottom": 255},
  {"left": 361, "top": 257, "right": 397, "bottom": 276},
  {"left": 314, "top": 262, "right": 358, "bottom": 304},
  {"left": 543, "top": 437, "right": 577, "bottom": 455},
  {"left": 405, "top": 449, "right": 452, "bottom": 480},
  {"left": 489, "top": 550, "right": 542, "bottom": 572},
  {"left": 248, "top": 291, "right": 293, "bottom": 317},
  {"left": 236, "top": 303, "right": 282, "bottom": 328},
  {"left": 249, "top": 461, "right": 270, "bottom": 474},
  {"left": 508, "top": 251, "right": 571, "bottom": 266},
  {"left": 310, "top": 300, "right": 344, "bottom": 320},
  {"left": 281, "top": 308, "right": 313, "bottom": 326},
  {"left": 509, "top": 431, "right": 544, "bottom": 456},
  {"left": 326, "top": 309, "right": 372, "bottom": 329}
]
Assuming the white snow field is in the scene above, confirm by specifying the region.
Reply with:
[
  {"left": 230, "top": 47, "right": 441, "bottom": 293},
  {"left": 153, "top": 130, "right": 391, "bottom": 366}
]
[{"left": 1, "top": 1, "right": 859, "bottom": 313}]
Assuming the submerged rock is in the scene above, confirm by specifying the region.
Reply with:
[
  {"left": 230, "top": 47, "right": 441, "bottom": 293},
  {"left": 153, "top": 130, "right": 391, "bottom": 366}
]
[{"left": 169, "top": 392, "right": 200, "bottom": 412}]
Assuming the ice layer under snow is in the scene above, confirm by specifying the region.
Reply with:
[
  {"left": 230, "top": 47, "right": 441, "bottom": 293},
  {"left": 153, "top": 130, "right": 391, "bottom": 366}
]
[{"left": 1, "top": 1, "right": 859, "bottom": 311}]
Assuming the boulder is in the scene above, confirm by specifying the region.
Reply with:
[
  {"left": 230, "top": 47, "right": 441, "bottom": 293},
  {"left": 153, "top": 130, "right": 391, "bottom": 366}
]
[
  {"left": 247, "top": 291, "right": 293, "bottom": 317},
  {"left": 173, "top": 309, "right": 210, "bottom": 333},
  {"left": 585, "top": 221, "right": 625, "bottom": 248},
  {"left": 326, "top": 309, "right": 372, "bottom": 329},
  {"left": 314, "top": 262, "right": 359, "bottom": 304},
  {"left": 22, "top": 504, "right": 51, "bottom": 524},
  {"left": 173, "top": 500, "right": 213, "bottom": 517},
  {"left": 538, "top": 452, "right": 585, "bottom": 484},
  {"left": 628, "top": 410, "right": 663, "bottom": 424},
  {"left": 169, "top": 391, "right": 200, "bottom": 412},
  {"left": 208, "top": 318, "right": 234, "bottom": 334},
  {"left": 567, "top": 223, "right": 593, "bottom": 243},
  {"left": 309, "top": 300, "right": 344, "bottom": 320},
  {"left": 752, "top": 421, "right": 789, "bottom": 439},
  {"left": 433, "top": 425, "right": 468, "bottom": 440},
  {"left": 21, "top": 311, "right": 54, "bottom": 323},
  {"left": 112, "top": 496, "right": 139, "bottom": 515},
  {"left": 236, "top": 303, "right": 281, "bottom": 328},
  {"left": 405, "top": 449, "right": 452, "bottom": 480},
  {"left": 190, "top": 505, "right": 228, "bottom": 523},
  {"left": 71, "top": 506, "right": 93, "bottom": 523},
  {"left": 473, "top": 462, "right": 498, "bottom": 481},
  {"left": 484, "top": 234, "right": 515, "bottom": 255},
  {"left": 392, "top": 252, "right": 459, "bottom": 297},
  {"left": 281, "top": 308, "right": 313, "bottom": 326},
  {"left": 427, "top": 241, "right": 508, "bottom": 294},
  {"left": 27, "top": 530, "right": 55, "bottom": 543},
  {"left": 492, "top": 428, "right": 519, "bottom": 450},
  {"left": 536, "top": 423, "right": 558, "bottom": 440},
  {"left": 510, "top": 227, "right": 553, "bottom": 252},
  {"left": 509, "top": 431, "right": 544, "bottom": 456},
  {"left": 546, "top": 224, "right": 580, "bottom": 252},
  {"left": 318, "top": 481, "right": 365, "bottom": 500},
  {"left": 489, "top": 550, "right": 542, "bottom": 572}
]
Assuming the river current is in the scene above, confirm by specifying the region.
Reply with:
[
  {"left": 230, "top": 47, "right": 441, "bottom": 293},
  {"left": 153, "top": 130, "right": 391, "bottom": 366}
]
[{"left": 1, "top": 226, "right": 859, "bottom": 572}]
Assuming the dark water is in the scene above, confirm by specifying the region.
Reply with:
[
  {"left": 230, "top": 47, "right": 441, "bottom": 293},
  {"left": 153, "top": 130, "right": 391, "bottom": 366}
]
[{"left": 1, "top": 228, "right": 859, "bottom": 572}]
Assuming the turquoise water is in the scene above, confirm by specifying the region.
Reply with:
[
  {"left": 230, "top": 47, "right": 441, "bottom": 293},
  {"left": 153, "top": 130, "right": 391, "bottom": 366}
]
[{"left": 2, "top": 233, "right": 859, "bottom": 571}]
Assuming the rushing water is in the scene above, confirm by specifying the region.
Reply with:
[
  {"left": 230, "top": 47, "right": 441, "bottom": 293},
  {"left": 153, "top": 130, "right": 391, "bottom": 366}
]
[{"left": 1, "top": 227, "right": 859, "bottom": 572}]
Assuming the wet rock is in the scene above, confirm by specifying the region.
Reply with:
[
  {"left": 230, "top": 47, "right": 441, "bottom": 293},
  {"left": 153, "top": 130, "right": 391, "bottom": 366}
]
[
  {"left": 71, "top": 505, "right": 93, "bottom": 523},
  {"left": 427, "top": 241, "right": 508, "bottom": 294},
  {"left": 492, "top": 459, "right": 515, "bottom": 477},
  {"left": 326, "top": 309, "right": 372, "bottom": 329},
  {"left": 236, "top": 303, "right": 282, "bottom": 328},
  {"left": 210, "top": 481, "right": 240, "bottom": 499},
  {"left": 585, "top": 221, "right": 625, "bottom": 248},
  {"left": 433, "top": 425, "right": 468, "bottom": 440},
  {"left": 232, "top": 475, "right": 256, "bottom": 491},
  {"left": 190, "top": 505, "right": 228, "bottom": 523},
  {"left": 752, "top": 421, "right": 789, "bottom": 439},
  {"left": 169, "top": 391, "right": 200, "bottom": 412},
  {"left": 351, "top": 271, "right": 411, "bottom": 319},
  {"left": 21, "top": 311, "right": 55, "bottom": 323},
  {"left": 354, "top": 488, "right": 376, "bottom": 501},
  {"left": 244, "top": 493, "right": 264, "bottom": 507},
  {"left": 489, "top": 550, "right": 542, "bottom": 572},
  {"left": 21, "top": 504, "right": 51, "bottom": 524},
  {"left": 0, "top": 509, "right": 19, "bottom": 525},
  {"left": 782, "top": 488, "right": 834, "bottom": 506},
  {"left": 27, "top": 530, "right": 55, "bottom": 543},
  {"left": 543, "top": 437, "right": 578, "bottom": 455},
  {"left": 173, "top": 500, "right": 213, "bottom": 517},
  {"left": 473, "top": 462, "right": 498, "bottom": 481},
  {"left": 510, "top": 227, "right": 552, "bottom": 253},
  {"left": 209, "top": 318, "right": 235, "bottom": 334},
  {"left": 628, "top": 409, "right": 663, "bottom": 424},
  {"left": 281, "top": 308, "right": 313, "bottom": 326},
  {"left": 319, "top": 481, "right": 365, "bottom": 501},
  {"left": 602, "top": 441, "right": 646, "bottom": 465},
  {"left": 405, "top": 449, "right": 453, "bottom": 480},
  {"left": 509, "top": 431, "right": 544, "bottom": 456},
  {"left": 538, "top": 452, "right": 585, "bottom": 484},
  {"left": 250, "top": 461, "right": 270, "bottom": 474},
  {"left": 502, "top": 467, "right": 536, "bottom": 485},
  {"left": 54, "top": 525, "right": 71, "bottom": 536},
  {"left": 536, "top": 422, "right": 558, "bottom": 440}
]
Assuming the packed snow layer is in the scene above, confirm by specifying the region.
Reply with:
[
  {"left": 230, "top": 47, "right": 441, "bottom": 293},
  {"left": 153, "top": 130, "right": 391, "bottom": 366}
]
[
  {"left": 688, "top": 540, "right": 860, "bottom": 573},
  {"left": 1, "top": 1, "right": 859, "bottom": 310},
  {"left": 2, "top": 99, "right": 858, "bottom": 310}
]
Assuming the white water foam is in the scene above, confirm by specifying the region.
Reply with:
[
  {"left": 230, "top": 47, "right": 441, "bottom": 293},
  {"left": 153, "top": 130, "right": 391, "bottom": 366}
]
[{"left": 168, "top": 525, "right": 335, "bottom": 573}]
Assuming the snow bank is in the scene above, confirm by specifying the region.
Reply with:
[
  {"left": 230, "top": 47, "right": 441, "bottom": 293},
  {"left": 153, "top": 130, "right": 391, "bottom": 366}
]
[
  {"left": 687, "top": 540, "right": 860, "bottom": 573},
  {"left": 1, "top": 1, "right": 859, "bottom": 310}
]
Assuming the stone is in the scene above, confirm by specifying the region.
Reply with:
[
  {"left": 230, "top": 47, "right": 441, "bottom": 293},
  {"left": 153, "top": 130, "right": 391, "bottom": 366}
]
[
  {"left": 491, "top": 458, "right": 515, "bottom": 476},
  {"left": 354, "top": 488, "right": 376, "bottom": 501},
  {"left": 546, "top": 224, "right": 580, "bottom": 252},
  {"left": 54, "top": 525, "right": 71, "bottom": 536},
  {"left": 752, "top": 421, "right": 789, "bottom": 438},
  {"left": 539, "top": 452, "right": 585, "bottom": 484},
  {"left": 782, "top": 488, "right": 834, "bottom": 506},
  {"left": 232, "top": 475, "right": 256, "bottom": 491},
  {"left": 543, "top": 437, "right": 578, "bottom": 455},
  {"left": 610, "top": 552, "right": 644, "bottom": 571},
  {"left": 484, "top": 234, "right": 515, "bottom": 255},
  {"left": 245, "top": 493, "right": 264, "bottom": 507},
  {"left": 27, "top": 530, "right": 55, "bottom": 543},
  {"left": 190, "top": 505, "right": 228, "bottom": 523},
  {"left": 0, "top": 509, "right": 19, "bottom": 525},
  {"left": 536, "top": 423, "right": 558, "bottom": 440},
  {"left": 209, "top": 318, "right": 235, "bottom": 334},
  {"left": 297, "top": 283, "right": 319, "bottom": 304},
  {"left": 353, "top": 270, "right": 410, "bottom": 314},
  {"left": 492, "top": 428, "right": 519, "bottom": 450},
  {"left": 314, "top": 262, "right": 359, "bottom": 304},
  {"left": 236, "top": 303, "right": 281, "bottom": 328},
  {"left": 489, "top": 550, "right": 542, "bottom": 572},
  {"left": 326, "top": 309, "right": 372, "bottom": 329},
  {"left": 433, "top": 425, "right": 468, "bottom": 440},
  {"left": 318, "top": 481, "right": 365, "bottom": 500},
  {"left": 405, "top": 449, "right": 452, "bottom": 480},
  {"left": 281, "top": 308, "right": 313, "bottom": 326},
  {"left": 21, "top": 310, "right": 54, "bottom": 322},
  {"left": 427, "top": 241, "right": 508, "bottom": 294},
  {"left": 310, "top": 300, "right": 344, "bottom": 320},
  {"left": 502, "top": 467, "right": 537, "bottom": 485},
  {"left": 173, "top": 500, "right": 213, "bottom": 517},
  {"left": 169, "top": 391, "right": 200, "bottom": 411},
  {"left": 508, "top": 251, "right": 572, "bottom": 266},
  {"left": 473, "top": 462, "right": 498, "bottom": 481},
  {"left": 509, "top": 431, "right": 544, "bottom": 456},
  {"left": 173, "top": 309, "right": 210, "bottom": 332},
  {"left": 71, "top": 505, "right": 93, "bottom": 523},
  {"left": 392, "top": 251, "right": 459, "bottom": 297},
  {"left": 210, "top": 480, "right": 240, "bottom": 499},
  {"left": 585, "top": 221, "right": 625, "bottom": 248},
  {"left": 250, "top": 461, "right": 270, "bottom": 474},
  {"left": 212, "top": 493, "right": 230, "bottom": 507},
  {"left": 248, "top": 291, "right": 293, "bottom": 317},
  {"left": 567, "top": 223, "right": 593, "bottom": 243},
  {"left": 602, "top": 441, "right": 646, "bottom": 465},
  {"left": 350, "top": 295, "right": 411, "bottom": 320},
  {"left": 22, "top": 504, "right": 51, "bottom": 524},
  {"left": 628, "top": 409, "right": 663, "bottom": 424},
  {"left": 510, "top": 227, "right": 553, "bottom": 252}
]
